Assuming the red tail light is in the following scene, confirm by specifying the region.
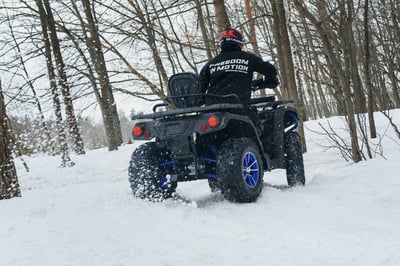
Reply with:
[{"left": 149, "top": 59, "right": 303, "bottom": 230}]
[
  {"left": 143, "top": 131, "right": 151, "bottom": 138},
  {"left": 133, "top": 126, "right": 143, "bottom": 137},
  {"left": 207, "top": 116, "right": 219, "bottom": 127},
  {"left": 200, "top": 124, "right": 207, "bottom": 132}
]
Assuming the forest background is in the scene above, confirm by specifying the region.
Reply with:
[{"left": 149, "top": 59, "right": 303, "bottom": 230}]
[{"left": 1, "top": 0, "right": 399, "bottom": 168}]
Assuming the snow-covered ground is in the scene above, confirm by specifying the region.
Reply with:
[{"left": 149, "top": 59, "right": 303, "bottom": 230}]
[{"left": 1, "top": 111, "right": 399, "bottom": 266}]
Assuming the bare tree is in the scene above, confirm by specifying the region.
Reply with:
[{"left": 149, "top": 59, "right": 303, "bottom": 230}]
[
  {"left": 244, "top": 0, "right": 261, "bottom": 57},
  {"left": 213, "top": 0, "right": 231, "bottom": 32},
  {"left": 41, "top": 0, "right": 85, "bottom": 155},
  {"left": 293, "top": 0, "right": 362, "bottom": 162},
  {"left": 363, "top": 0, "right": 377, "bottom": 139},
  {"left": 1, "top": 80, "right": 21, "bottom": 200},
  {"left": 244, "top": 0, "right": 267, "bottom": 98},
  {"left": 270, "top": 0, "right": 307, "bottom": 152},
  {"left": 35, "top": 0, "right": 75, "bottom": 167},
  {"left": 81, "top": 0, "right": 123, "bottom": 151},
  {"left": 194, "top": 0, "right": 214, "bottom": 60},
  {"left": 4, "top": 6, "right": 55, "bottom": 155},
  {"left": 1, "top": 0, "right": 399, "bottom": 162}
]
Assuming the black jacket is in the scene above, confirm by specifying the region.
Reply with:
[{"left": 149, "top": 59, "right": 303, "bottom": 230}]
[{"left": 199, "top": 46, "right": 277, "bottom": 104}]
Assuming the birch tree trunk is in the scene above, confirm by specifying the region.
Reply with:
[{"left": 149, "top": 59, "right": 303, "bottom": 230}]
[
  {"left": 36, "top": 0, "right": 75, "bottom": 167},
  {"left": 42, "top": 0, "right": 85, "bottom": 155}
]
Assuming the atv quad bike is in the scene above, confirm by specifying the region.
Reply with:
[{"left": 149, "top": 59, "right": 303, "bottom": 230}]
[{"left": 128, "top": 72, "right": 305, "bottom": 203}]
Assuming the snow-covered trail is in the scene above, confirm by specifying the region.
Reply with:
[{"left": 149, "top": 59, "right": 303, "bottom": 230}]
[{"left": 1, "top": 112, "right": 399, "bottom": 266}]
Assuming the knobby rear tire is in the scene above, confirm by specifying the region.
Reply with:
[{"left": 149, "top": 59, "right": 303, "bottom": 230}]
[
  {"left": 217, "top": 138, "right": 264, "bottom": 203},
  {"left": 284, "top": 131, "right": 305, "bottom": 186},
  {"left": 128, "top": 142, "right": 176, "bottom": 201}
]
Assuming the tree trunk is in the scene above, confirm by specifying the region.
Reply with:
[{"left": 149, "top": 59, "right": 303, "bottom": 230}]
[
  {"left": 344, "top": 0, "right": 367, "bottom": 114},
  {"left": 204, "top": 1, "right": 219, "bottom": 55},
  {"left": 42, "top": 0, "right": 85, "bottom": 155},
  {"left": 339, "top": 1, "right": 363, "bottom": 162},
  {"left": 270, "top": 0, "right": 289, "bottom": 99},
  {"left": 1, "top": 81, "right": 21, "bottom": 200},
  {"left": 213, "top": 0, "right": 231, "bottom": 32},
  {"left": 35, "top": 0, "right": 75, "bottom": 167},
  {"left": 194, "top": 0, "right": 213, "bottom": 60},
  {"left": 294, "top": 0, "right": 362, "bottom": 162},
  {"left": 245, "top": 0, "right": 266, "bottom": 97},
  {"left": 389, "top": 0, "right": 400, "bottom": 108},
  {"left": 301, "top": 16, "right": 331, "bottom": 118},
  {"left": 363, "top": 0, "right": 377, "bottom": 139},
  {"left": 81, "top": 0, "right": 123, "bottom": 151},
  {"left": 271, "top": 0, "right": 307, "bottom": 152},
  {"left": 245, "top": 0, "right": 261, "bottom": 56}
]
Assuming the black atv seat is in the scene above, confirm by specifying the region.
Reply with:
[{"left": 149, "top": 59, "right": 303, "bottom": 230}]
[{"left": 167, "top": 72, "right": 203, "bottom": 108}]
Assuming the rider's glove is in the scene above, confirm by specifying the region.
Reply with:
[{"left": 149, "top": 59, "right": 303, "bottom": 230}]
[
  {"left": 252, "top": 79, "right": 265, "bottom": 90},
  {"left": 263, "top": 76, "right": 280, "bottom": 88}
]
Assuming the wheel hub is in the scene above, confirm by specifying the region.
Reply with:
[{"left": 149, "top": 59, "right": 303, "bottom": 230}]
[{"left": 242, "top": 152, "right": 259, "bottom": 189}]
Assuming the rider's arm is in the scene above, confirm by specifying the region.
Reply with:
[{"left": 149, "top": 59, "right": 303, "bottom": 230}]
[{"left": 252, "top": 55, "right": 277, "bottom": 78}]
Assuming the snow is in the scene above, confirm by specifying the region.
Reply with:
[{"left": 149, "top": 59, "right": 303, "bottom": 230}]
[{"left": 1, "top": 111, "right": 400, "bottom": 266}]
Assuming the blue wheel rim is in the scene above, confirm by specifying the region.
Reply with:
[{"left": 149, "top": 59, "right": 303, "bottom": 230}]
[
  {"left": 157, "top": 157, "right": 173, "bottom": 190},
  {"left": 242, "top": 152, "right": 259, "bottom": 188},
  {"left": 156, "top": 177, "right": 169, "bottom": 190}
]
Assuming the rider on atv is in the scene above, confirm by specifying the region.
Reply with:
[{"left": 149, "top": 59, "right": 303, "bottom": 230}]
[
  {"left": 128, "top": 28, "right": 305, "bottom": 203},
  {"left": 199, "top": 28, "right": 279, "bottom": 106}
]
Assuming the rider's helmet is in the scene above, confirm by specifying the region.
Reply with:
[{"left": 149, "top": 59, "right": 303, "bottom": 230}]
[{"left": 219, "top": 28, "right": 244, "bottom": 49}]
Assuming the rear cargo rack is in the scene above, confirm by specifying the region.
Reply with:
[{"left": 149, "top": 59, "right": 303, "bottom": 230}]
[{"left": 131, "top": 103, "right": 244, "bottom": 120}]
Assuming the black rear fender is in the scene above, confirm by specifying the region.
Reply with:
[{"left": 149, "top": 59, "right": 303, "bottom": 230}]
[
  {"left": 259, "top": 106, "right": 299, "bottom": 169},
  {"left": 218, "top": 117, "right": 270, "bottom": 170}
]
